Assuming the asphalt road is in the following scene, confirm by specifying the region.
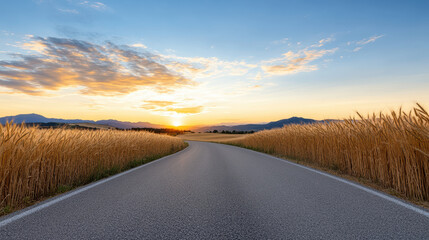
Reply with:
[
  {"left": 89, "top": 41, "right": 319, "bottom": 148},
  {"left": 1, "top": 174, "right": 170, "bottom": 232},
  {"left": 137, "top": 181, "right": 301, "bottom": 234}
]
[{"left": 1, "top": 141, "right": 428, "bottom": 239}]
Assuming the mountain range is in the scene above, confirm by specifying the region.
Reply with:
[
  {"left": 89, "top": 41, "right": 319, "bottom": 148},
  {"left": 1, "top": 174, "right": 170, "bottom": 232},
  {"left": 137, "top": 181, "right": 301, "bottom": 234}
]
[
  {"left": 0, "top": 113, "right": 325, "bottom": 131},
  {"left": 193, "top": 117, "right": 318, "bottom": 132},
  {"left": 0, "top": 113, "right": 164, "bottom": 129}
]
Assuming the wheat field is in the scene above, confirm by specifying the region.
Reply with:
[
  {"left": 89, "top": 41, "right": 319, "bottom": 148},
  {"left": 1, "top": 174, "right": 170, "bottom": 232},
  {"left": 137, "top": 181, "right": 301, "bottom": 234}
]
[
  {"left": 236, "top": 104, "right": 429, "bottom": 201},
  {"left": 0, "top": 123, "right": 186, "bottom": 212},
  {"left": 178, "top": 132, "right": 248, "bottom": 142}
]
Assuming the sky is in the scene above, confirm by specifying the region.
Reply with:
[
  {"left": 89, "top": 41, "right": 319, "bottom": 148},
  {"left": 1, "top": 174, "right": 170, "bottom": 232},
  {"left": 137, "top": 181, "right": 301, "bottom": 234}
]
[{"left": 0, "top": 0, "right": 428, "bottom": 127}]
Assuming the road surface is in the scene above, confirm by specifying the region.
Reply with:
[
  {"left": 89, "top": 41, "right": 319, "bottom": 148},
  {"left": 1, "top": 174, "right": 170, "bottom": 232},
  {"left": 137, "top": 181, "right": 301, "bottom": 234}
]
[{"left": 1, "top": 141, "right": 428, "bottom": 239}]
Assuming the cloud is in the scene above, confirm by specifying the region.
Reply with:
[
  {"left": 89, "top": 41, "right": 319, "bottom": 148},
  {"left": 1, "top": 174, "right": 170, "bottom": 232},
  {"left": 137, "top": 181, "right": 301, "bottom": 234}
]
[
  {"left": 0, "top": 37, "right": 194, "bottom": 95},
  {"left": 55, "top": 26, "right": 102, "bottom": 39},
  {"left": 254, "top": 72, "right": 262, "bottom": 81},
  {"left": 161, "top": 37, "right": 338, "bottom": 80},
  {"left": 1, "top": 30, "right": 15, "bottom": 36},
  {"left": 58, "top": 8, "right": 79, "bottom": 14},
  {"left": 271, "top": 38, "right": 289, "bottom": 45},
  {"left": 141, "top": 100, "right": 177, "bottom": 110},
  {"left": 357, "top": 35, "right": 384, "bottom": 45},
  {"left": 162, "top": 55, "right": 258, "bottom": 79},
  {"left": 311, "top": 37, "right": 334, "bottom": 47},
  {"left": 130, "top": 43, "right": 147, "bottom": 48},
  {"left": 248, "top": 85, "right": 261, "bottom": 89},
  {"left": 318, "top": 37, "right": 333, "bottom": 46},
  {"left": 141, "top": 100, "right": 203, "bottom": 115},
  {"left": 261, "top": 44, "right": 338, "bottom": 75},
  {"left": 349, "top": 35, "right": 383, "bottom": 52},
  {"left": 166, "top": 106, "right": 203, "bottom": 114},
  {"left": 79, "top": 1, "right": 107, "bottom": 10},
  {"left": 0, "top": 35, "right": 345, "bottom": 109}
]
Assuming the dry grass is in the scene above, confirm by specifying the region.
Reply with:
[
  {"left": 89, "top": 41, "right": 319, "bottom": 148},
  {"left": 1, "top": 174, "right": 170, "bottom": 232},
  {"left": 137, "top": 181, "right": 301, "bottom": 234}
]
[
  {"left": 234, "top": 104, "right": 429, "bottom": 201},
  {"left": 0, "top": 123, "right": 186, "bottom": 213},
  {"left": 178, "top": 132, "right": 248, "bottom": 143},
  {"left": 68, "top": 122, "right": 116, "bottom": 129}
]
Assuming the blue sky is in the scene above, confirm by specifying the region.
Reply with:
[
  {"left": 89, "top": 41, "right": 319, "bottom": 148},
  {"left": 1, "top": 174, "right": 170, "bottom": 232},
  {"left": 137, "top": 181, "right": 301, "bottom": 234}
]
[{"left": 0, "top": 0, "right": 428, "bottom": 125}]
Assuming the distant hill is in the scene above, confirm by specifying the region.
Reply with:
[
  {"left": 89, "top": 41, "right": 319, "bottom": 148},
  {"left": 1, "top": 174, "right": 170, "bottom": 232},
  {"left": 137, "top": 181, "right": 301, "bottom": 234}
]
[
  {"left": 0, "top": 114, "right": 164, "bottom": 129},
  {"left": 0, "top": 113, "right": 91, "bottom": 124},
  {"left": 95, "top": 119, "right": 164, "bottom": 129},
  {"left": 23, "top": 122, "right": 116, "bottom": 130},
  {"left": 1, "top": 114, "right": 334, "bottom": 132},
  {"left": 194, "top": 117, "right": 319, "bottom": 132}
]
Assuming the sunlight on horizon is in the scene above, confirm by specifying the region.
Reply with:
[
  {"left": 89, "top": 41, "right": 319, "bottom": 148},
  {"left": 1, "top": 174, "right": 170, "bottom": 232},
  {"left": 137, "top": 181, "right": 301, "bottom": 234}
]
[
  {"left": 172, "top": 118, "right": 182, "bottom": 127},
  {"left": 0, "top": 1, "right": 428, "bottom": 126}
]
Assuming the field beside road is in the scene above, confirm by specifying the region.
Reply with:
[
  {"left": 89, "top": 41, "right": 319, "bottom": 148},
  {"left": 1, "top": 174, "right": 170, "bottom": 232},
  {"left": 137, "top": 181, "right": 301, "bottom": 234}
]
[
  {"left": 68, "top": 122, "right": 116, "bottom": 129},
  {"left": 0, "top": 123, "right": 186, "bottom": 215},
  {"left": 1, "top": 141, "right": 428, "bottom": 239},
  {"left": 233, "top": 104, "right": 429, "bottom": 203},
  {"left": 178, "top": 132, "right": 248, "bottom": 142}
]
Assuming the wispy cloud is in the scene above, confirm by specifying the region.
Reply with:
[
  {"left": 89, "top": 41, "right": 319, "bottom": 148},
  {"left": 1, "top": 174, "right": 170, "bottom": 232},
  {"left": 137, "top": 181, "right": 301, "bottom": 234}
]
[
  {"left": 248, "top": 84, "right": 261, "bottom": 89},
  {"left": 130, "top": 43, "right": 147, "bottom": 48},
  {"left": 310, "top": 37, "right": 334, "bottom": 48},
  {"left": 55, "top": 26, "right": 102, "bottom": 39},
  {"left": 261, "top": 38, "right": 338, "bottom": 76},
  {"left": 141, "top": 100, "right": 203, "bottom": 115},
  {"left": 79, "top": 1, "right": 107, "bottom": 11},
  {"left": 141, "top": 100, "right": 177, "bottom": 110},
  {"left": 166, "top": 106, "right": 203, "bottom": 114},
  {"left": 37, "top": 0, "right": 108, "bottom": 14},
  {"left": 357, "top": 35, "right": 384, "bottom": 45},
  {"left": 0, "top": 37, "right": 194, "bottom": 95},
  {"left": 271, "top": 38, "right": 289, "bottom": 45},
  {"left": 161, "top": 55, "right": 258, "bottom": 79},
  {"left": 1, "top": 30, "right": 15, "bottom": 36},
  {"left": 0, "top": 35, "right": 352, "bottom": 117},
  {"left": 0, "top": 36, "right": 344, "bottom": 97},
  {"left": 58, "top": 8, "right": 79, "bottom": 14},
  {"left": 351, "top": 34, "right": 384, "bottom": 52}
]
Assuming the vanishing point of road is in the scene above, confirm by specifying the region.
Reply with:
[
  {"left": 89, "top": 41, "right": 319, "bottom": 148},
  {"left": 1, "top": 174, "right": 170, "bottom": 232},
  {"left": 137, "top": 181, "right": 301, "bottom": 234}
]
[{"left": 1, "top": 141, "right": 428, "bottom": 239}]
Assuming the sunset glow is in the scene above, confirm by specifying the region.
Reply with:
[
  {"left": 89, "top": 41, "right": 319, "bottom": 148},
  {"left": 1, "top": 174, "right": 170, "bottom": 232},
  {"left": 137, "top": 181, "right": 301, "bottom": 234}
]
[
  {"left": 0, "top": 1, "right": 428, "bottom": 126},
  {"left": 172, "top": 118, "right": 182, "bottom": 127}
]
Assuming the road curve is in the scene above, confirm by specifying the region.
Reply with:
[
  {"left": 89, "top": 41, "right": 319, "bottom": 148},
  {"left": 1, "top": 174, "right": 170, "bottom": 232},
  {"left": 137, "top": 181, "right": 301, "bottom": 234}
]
[{"left": 1, "top": 141, "right": 428, "bottom": 239}]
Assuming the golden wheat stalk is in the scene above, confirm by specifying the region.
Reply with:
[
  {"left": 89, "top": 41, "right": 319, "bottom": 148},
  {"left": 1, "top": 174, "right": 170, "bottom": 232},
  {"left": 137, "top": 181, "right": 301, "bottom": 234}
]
[
  {"left": 236, "top": 104, "right": 429, "bottom": 200},
  {"left": 0, "top": 124, "right": 186, "bottom": 210}
]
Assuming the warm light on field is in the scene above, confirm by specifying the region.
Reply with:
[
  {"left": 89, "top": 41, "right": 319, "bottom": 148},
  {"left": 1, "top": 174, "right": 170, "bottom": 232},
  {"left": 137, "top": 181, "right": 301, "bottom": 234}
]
[
  {"left": 0, "top": 124, "right": 187, "bottom": 211},
  {"left": 236, "top": 104, "right": 429, "bottom": 201}
]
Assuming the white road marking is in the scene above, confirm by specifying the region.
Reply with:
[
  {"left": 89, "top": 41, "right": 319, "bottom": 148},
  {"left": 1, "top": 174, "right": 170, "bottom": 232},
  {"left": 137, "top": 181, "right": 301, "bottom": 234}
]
[
  {"left": 1, "top": 142, "right": 428, "bottom": 230},
  {"left": 250, "top": 149, "right": 429, "bottom": 218},
  {"left": 0, "top": 149, "right": 187, "bottom": 228}
]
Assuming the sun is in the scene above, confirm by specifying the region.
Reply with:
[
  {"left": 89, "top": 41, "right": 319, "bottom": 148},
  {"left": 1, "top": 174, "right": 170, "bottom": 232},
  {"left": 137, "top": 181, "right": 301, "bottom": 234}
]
[{"left": 172, "top": 119, "right": 182, "bottom": 127}]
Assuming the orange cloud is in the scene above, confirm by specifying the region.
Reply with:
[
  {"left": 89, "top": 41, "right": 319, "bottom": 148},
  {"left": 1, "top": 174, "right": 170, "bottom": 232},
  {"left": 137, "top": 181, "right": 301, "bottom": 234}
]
[
  {"left": 0, "top": 37, "right": 195, "bottom": 95},
  {"left": 141, "top": 100, "right": 177, "bottom": 110},
  {"left": 166, "top": 106, "right": 204, "bottom": 114},
  {"left": 21, "top": 40, "right": 47, "bottom": 53},
  {"left": 130, "top": 43, "right": 147, "bottom": 48},
  {"left": 141, "top": 100, "right": 203, "bottom": 115}
]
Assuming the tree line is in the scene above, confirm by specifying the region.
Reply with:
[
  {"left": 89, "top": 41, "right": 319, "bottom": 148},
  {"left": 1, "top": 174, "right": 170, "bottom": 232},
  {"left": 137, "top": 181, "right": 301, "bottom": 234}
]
[{"left": 206, "top": 130, "right": 255, "bottom": 134}]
